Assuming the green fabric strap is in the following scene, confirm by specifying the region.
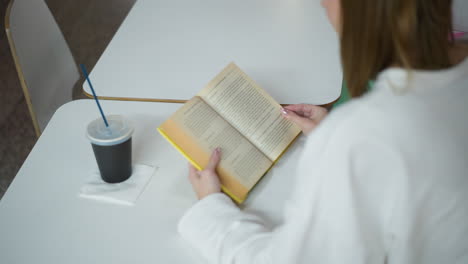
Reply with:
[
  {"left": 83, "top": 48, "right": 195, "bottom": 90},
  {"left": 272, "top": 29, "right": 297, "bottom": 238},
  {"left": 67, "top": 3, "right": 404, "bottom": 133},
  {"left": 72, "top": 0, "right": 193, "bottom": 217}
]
[{"left": 334, "top": 80, "right": 374, "bottom": 106}]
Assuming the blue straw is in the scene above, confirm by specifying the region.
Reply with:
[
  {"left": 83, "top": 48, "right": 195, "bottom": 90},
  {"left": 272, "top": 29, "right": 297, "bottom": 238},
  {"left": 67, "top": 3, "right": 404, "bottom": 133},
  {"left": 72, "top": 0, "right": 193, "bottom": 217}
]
[{"left": 80, "top": 64, "right": 109, "bottom": 127}]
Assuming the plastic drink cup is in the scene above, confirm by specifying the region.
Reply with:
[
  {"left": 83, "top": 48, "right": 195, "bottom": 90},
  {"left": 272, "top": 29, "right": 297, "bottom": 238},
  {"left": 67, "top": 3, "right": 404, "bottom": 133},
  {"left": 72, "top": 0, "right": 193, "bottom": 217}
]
[{"left": 86, "top": 115, "right": 134, "bottom": 183}]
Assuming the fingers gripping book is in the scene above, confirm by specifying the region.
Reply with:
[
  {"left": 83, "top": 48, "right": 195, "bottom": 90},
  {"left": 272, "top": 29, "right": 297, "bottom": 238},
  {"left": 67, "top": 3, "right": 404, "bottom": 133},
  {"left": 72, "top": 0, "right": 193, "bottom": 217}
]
[{"left": 158, "top": 63, "right": 301, "bottom": 203}]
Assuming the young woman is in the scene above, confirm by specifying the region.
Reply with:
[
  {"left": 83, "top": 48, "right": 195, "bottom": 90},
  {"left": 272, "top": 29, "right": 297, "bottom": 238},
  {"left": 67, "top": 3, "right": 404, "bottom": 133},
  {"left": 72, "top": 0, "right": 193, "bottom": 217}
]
[{"left": 179, "top": 0, "right": 468, "bottom": 263}]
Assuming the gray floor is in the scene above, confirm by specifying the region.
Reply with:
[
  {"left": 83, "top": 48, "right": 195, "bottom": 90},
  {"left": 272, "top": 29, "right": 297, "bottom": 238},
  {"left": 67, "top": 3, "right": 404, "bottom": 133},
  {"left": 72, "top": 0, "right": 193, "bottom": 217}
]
[{"left": 0, "top": 0, "right": 135, "bottom": 200}]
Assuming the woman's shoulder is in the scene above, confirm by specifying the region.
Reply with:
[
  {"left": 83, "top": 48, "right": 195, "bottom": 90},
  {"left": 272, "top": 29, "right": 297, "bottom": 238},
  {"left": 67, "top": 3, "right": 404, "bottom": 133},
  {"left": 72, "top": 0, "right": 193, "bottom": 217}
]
[
  {"left": 311, "top": 73, "right": 468, "bottom": 160},
  {"left": 309, "top": 89, "right": 426, "bottom": 153},
  {"left": 322, "top": 97, "right": 390, "bottom": 139},
  {"left": 302, "top": 98, "right": 392, "bottom": 160}
]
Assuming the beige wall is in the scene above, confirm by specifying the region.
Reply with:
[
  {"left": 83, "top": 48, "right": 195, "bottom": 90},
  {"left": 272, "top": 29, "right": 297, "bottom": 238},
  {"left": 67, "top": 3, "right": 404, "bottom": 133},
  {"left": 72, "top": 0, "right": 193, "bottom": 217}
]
[{"left": 454, "top": 0, "right": 468, "bottom": 32}]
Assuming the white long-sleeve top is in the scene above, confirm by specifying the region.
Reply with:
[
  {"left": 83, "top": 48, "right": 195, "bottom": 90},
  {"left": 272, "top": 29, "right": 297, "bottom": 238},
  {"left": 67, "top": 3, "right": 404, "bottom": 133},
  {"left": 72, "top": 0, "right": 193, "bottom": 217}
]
[{"left": 178, "top": 58, "right": 468, "bottom": 264}]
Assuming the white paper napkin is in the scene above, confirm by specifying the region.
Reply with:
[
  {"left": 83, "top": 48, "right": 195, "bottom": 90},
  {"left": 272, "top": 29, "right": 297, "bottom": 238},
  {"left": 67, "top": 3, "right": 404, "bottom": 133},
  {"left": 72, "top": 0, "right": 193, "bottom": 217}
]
[{"left": 79, "top": 164, "right": 156, "bottom": 206}]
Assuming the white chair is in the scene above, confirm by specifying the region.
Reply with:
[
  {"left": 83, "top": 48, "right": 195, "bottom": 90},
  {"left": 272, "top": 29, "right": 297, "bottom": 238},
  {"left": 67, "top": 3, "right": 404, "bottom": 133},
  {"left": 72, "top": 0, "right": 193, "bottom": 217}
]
[
  {"left": 453, "top": 0, "right": 468, "bottom": 32},
  {"left": 4, "top": 0, "right": 79, "bottom": 137}
]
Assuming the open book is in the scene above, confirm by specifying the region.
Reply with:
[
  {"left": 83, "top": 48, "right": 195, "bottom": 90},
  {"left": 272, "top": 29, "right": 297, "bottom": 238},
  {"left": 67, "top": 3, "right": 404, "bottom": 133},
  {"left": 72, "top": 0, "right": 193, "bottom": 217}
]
[{"left": 158, "top": 63, "right": 301, "bottom": 203}]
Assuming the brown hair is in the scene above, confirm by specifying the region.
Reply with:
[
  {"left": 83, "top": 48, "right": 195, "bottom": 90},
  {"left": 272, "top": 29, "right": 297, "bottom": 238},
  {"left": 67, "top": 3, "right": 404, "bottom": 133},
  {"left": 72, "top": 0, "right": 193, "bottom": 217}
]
[{"left": 340, "top": 0, "right": 454, "bottom": 97}]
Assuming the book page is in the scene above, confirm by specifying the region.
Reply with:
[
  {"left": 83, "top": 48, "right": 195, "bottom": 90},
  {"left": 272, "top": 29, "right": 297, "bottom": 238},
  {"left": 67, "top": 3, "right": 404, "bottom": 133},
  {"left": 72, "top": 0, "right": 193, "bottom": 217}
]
[
  {"left": 160, "top": 97, "right": 272, "bottom": 191},
  {"left": 198, "top": 63, "right": 301, "bottom": 161}
]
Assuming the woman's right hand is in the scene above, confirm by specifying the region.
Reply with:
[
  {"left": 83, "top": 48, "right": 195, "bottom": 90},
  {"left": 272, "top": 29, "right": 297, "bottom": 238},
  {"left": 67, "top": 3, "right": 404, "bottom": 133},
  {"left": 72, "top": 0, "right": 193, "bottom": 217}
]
[{"left": 281, "top": 104, "right": 328, "bottom": 135}]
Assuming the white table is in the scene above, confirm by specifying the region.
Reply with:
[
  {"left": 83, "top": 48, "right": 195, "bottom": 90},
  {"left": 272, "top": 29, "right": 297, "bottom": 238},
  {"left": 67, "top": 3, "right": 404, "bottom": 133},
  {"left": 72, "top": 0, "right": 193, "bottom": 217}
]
[
  {"left": 0, "top": 100, "right": 307, "bottom": 263},
  {"left": 83, "top": 0, "right": 342, "bottom": 104}
]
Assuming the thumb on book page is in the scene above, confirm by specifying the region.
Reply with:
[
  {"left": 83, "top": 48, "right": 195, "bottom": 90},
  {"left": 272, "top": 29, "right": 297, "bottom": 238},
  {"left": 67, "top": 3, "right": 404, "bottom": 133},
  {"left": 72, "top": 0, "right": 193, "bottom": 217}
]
[{"left": 206, "top": 147, "right": 221, "bottom": 171}]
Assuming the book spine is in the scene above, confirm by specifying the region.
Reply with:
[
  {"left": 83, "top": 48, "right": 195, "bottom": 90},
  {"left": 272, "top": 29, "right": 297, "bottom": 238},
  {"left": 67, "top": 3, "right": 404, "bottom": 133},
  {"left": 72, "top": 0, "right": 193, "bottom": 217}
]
[
  {"left": 220, "top": 186, "right": 244, "bottom": 204},
  {"left": 157, "top": 127, "right": 245, "bottom": 204},
  {"left": 157, "top": 127, "right": 202, "bottom": 170}
]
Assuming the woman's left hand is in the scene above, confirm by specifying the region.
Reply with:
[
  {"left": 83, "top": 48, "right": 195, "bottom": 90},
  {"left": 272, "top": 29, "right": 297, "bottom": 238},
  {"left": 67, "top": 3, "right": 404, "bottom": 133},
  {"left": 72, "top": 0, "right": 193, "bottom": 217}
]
[{"left": 188, "top": 148, "right": 222, "bottom": 200}]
